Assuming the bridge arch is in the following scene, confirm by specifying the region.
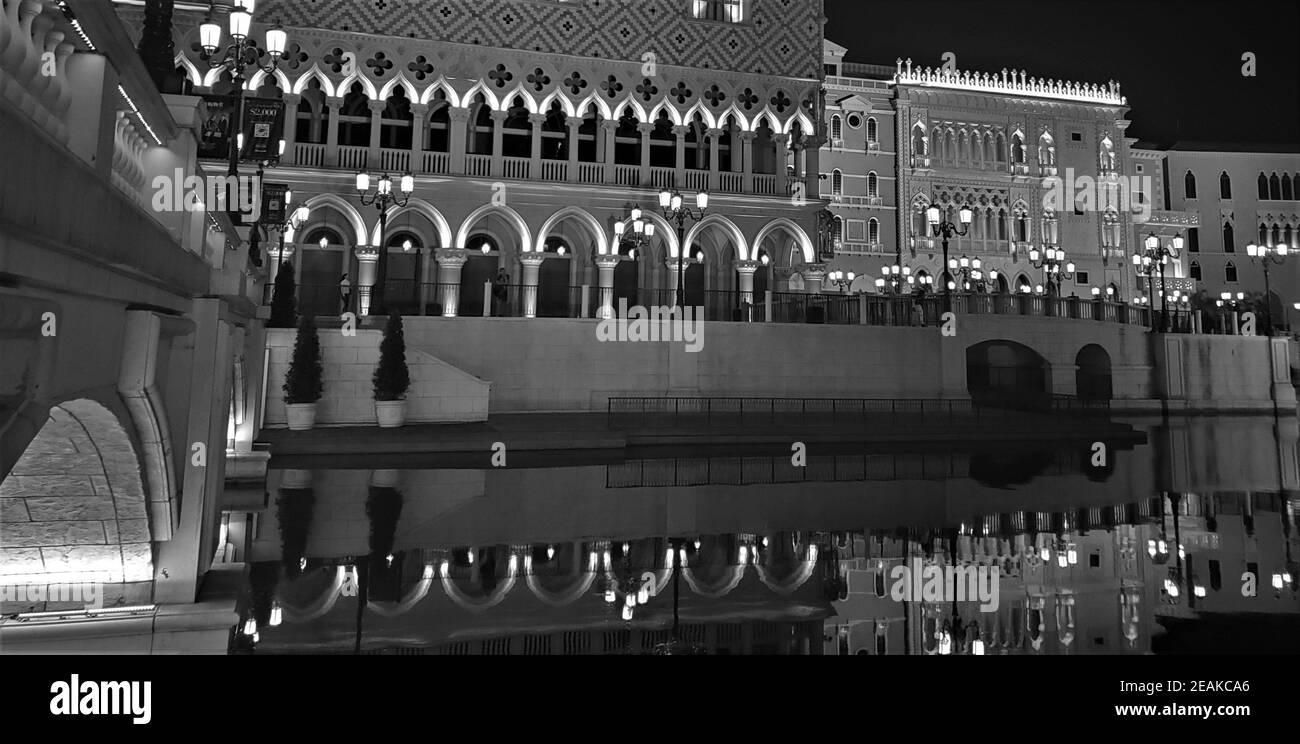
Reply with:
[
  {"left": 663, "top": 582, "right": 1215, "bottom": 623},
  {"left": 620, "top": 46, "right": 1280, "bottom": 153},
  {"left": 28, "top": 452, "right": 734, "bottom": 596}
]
[
  {"left": 1075, "top": 344, "right": 1113, "bottom": 401},
  {"left": 0, "top": 398, "right": 153, "bottom": 585},
  {"left": 965, "top": 340, "right": 1051, "bottom": 408}
]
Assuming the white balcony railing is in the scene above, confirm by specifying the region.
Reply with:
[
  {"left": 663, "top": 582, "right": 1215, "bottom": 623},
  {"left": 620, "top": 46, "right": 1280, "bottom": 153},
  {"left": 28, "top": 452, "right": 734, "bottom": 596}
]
[
  {"left": 578, "top": 162, "right": 603, "bottom": 183},
  {"left": 422, "top": 150, "right": 450, "bottom": 174},
  {"left": 294, "top": 142, "right": 326, "bottom": 167},
  {"left": 380, "top": 147, "right": 410, "bottom": 173},
  {"left": 753, "top": 174, "right": 776, "bottom": 195},
  {"left": 502, "top": 156, "right": 530, "bottom": 180},
  {"left": 650, "top": 166, "right": 675, "bottom": 189},
  {"left": 338, "top": 145, "right": 368, "bottom": 170},
  {"left": 614, "top": 164, "right": 640, "bottom": 186},
  {"left": 685, "top": 170, "right": 709, "bottom": 191},
  {"left": 718, "top": 172, "right": 743, "bottom": 192},
  {"left": 540, "top": 160, "right": 567, "bottom": 181},
  {"left": 465, "top": 153, "right": 492, "bottom": 177}
]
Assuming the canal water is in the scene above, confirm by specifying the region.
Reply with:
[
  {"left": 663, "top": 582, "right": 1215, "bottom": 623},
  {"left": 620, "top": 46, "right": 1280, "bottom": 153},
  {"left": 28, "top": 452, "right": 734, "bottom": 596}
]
[{"left": 235, "top": 414, "right": 1300, "bottom": 654}]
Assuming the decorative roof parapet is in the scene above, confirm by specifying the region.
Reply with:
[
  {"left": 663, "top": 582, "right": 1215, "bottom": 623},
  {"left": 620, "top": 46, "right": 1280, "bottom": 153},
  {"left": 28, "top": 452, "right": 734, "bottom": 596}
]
[{"left": 893, "top": 58, "right": 1127, "bottom": 106}]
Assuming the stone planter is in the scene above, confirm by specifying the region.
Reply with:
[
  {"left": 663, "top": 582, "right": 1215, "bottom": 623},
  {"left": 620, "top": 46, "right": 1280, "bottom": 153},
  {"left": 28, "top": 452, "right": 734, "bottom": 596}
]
[
  {"left": 285, "top": 403, "right": 317, "bottom": 431},
  {"left": 374, "top": 399, "right": 407, "bottom": 428}
]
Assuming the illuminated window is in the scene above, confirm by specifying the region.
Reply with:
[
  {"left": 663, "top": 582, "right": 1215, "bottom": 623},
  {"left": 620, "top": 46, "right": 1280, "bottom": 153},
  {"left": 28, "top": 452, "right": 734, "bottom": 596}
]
[
  {"left": 866, "top": 117, "right": 878, "bottom": 144},
  {"left": 830, "top": 114, "right": 842, "bottom": 141},
  {"left": 1225, "top": 261, "right": 1237, "bottom": 282},
  {"left": 867, "top": 172, "right": 878, "bottom": 197},
  {"left": 691, "top": 0, "right": 744, "bottom": 22},
  {"left": 831, "top": 169, "right": 843, "bottom": 195}
]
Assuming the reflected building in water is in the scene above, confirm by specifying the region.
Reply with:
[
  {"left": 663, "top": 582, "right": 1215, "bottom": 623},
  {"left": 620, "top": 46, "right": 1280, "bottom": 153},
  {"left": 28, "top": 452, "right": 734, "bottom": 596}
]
[{"left": 220, "top": 415, "right": 1299, "bottom": 655}]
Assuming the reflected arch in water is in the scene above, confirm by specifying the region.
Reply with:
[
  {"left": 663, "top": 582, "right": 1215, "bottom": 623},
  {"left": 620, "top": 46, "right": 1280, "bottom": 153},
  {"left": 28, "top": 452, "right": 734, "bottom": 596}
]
[{"left": 968, "top": 448, "right": 1055, "bottom": 487}]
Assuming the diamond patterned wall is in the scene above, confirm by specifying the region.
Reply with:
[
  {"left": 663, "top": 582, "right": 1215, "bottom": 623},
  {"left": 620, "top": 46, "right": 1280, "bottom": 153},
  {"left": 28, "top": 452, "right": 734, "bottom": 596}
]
[{"left": 256, "top": 0, "right": 824, "bottom": 79}]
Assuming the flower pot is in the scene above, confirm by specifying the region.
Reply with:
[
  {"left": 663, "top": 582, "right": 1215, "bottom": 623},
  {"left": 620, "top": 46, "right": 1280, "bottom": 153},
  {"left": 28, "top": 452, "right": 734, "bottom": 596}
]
[
  {"left": 285, "top": 403, "right": 318, "bottom": 431},
  {"left": 374, "top": 399, "right": 407, "bottom": 428}
]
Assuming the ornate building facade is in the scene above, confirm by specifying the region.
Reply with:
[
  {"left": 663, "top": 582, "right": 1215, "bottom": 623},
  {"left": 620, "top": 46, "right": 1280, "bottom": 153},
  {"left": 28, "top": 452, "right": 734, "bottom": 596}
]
[{"left": 129, "top": 0, "right": 830, "bottom": 319}]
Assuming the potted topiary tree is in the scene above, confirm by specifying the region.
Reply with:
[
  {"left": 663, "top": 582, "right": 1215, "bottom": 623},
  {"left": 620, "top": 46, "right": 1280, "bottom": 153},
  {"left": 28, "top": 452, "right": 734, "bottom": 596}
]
[
  {"left": 268, "top": 261, "right": 298, "bottom": 328},
  {"left": 372, "top": 310, "right": 410, "bottom": 427},
  {"left": 283, "top": 314, "right": 323, "bottom": 430}
]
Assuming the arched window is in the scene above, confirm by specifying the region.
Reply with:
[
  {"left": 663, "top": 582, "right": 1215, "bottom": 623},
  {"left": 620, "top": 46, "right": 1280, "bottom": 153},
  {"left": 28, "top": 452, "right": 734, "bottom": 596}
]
[
  {"left": 1283, "top": 174, "right": 1294, "bottom": 201},
  {"left": 868, "top": 218, "right": 880, "bottom": 244},
  {"left": 1258, "top": 223, "right": 1268, "bottom": 246},
  {"left": 304, "top": 227, "right": 344, "bottom": 247},
  {"left": 1269, "top": 173, "right": 1282, "bottom": 200},
  {"left": 1220, "top": 172, "right": 1232, "bottom": 199},
  {"left": 1225, "top": 261, "right": 1238, "bottom": 282},
  {"left": 1259, "top": 172, "right": 1270, "bottom": 199},
  {"left": 1272, "top": 224, "right": 1282, "bottom": 246},
  {"left": 912, "top": 125, "right": 927, "bottom": 159},
  {"left": 833, "top": 216, "right": 844, "bottom": 243},
  {"left": 832, "top": 169, "right": 843, "bottom": 195},
  {"left": 1222, "top": 222, "right": 1234, "bottom": 253},
  {"left": 1190, "top": 260, "right": 1201, "bottom": 280},
  {"left": 1184, "top": 171, "right": 1197, "bottom": 200},
  {"left": 866, "top": 117, "right": 878, "bottom": 145},
  {"left": 1011, "top": 132, "right": 1025, "bottom": 164},
  {"left": 867, "top": 171, "right": 878, "bottom": 197},
  {"left": 830, "top": 114, "right": 843, "bottom": 141}
]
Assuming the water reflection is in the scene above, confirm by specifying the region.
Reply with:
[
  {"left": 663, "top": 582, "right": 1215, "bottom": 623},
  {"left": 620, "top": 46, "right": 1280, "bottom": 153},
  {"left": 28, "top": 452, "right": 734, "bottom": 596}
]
[{"left": 232, "top": 415, "right": 1300, "bottom": 654}]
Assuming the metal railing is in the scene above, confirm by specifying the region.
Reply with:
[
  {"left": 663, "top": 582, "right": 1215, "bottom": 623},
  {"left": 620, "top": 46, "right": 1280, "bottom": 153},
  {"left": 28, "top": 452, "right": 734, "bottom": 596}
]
[{"left": 605, "top": 395, "right": 1109, "bottom": 428}]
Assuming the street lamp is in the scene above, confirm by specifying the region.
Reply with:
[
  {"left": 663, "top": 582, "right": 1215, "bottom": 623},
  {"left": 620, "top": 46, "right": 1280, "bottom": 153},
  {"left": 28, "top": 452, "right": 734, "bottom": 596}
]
[
  {"left": 658, "top": 189, "right": 709, "bottom": 308},
  {"left": 613, "top": 204, "right": 656, "bottom": 260},
  {"left": 925, "top": 201, "right": 973, "bottom": 311},
  {"left": 199, "top": 1, "right": 288, "bottom": 179},
  {"left": 355, "top": 171, "right": 414, "bottom": 316},
  {"left": 829, "top": 270, "right": 856, "bottom": 293},
  {"left": 1133, "top": 232, "right": 1183, "bottom": 332},
  {"left": 947, "top": 255, "right": 998, "bottom": 293},
  {"left": 272, "top": 190, "right": 310, "bottom": 268},
  {"left": 1028, "top": 244, "right": 1075, "bottom": 297},
  {"left": 1245, "top": 241, "right": 1290, "bottom": 335},
  {"left": 875, "top": 263, "right": 915, "bottom": 294}
]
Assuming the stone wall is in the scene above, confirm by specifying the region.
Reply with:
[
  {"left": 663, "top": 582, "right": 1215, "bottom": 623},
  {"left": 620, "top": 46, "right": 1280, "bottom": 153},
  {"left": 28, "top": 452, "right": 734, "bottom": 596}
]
[{"left": 264, "top": 328, "right": 491, "bottom": 427}]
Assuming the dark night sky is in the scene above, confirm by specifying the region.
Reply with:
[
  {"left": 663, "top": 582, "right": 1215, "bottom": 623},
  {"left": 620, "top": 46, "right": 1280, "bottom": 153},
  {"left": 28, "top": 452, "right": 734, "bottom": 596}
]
[{"left": 823, "top": 0, "right": 1300, "bottom": 148}]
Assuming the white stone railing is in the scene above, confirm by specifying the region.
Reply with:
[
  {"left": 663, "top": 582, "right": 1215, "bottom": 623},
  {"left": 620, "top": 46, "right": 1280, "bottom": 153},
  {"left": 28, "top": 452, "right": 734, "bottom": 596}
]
[
  {"left": 0, "top": 0, "right": 76, "bottom": 144},
  {"left": 111, "top": 110, "right": 148, "bottom": 205},
  {"left": 894, "top": 58, "right": 1126, "bottom": 105}
]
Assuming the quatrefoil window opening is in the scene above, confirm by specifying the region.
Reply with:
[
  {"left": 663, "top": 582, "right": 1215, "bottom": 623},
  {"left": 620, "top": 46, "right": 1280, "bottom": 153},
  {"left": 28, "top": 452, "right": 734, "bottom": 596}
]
[
  {"left": 564, "top": 72, "right": 588, "bottom": 95},
  {"left": 323, "top": 48, "right": 351, "bottom": 74},
  {"left": 769, "top": 91, "right": 791, "bottom": 113},
  {"left": 366, "top": 51, "right": 393, "bottom": 78},
  {"left": 601, "top": 75, "right": 623, "bottom": 98},
  {"left": 704, "top": 85, "right": 726, "bottom": 107},
  {"left": 488, "top": 64, "right": 514, "bottom": 88},
  {"left": 738, "top": 88, "right": 759, "bottom": 110},
  {"left": 408, "top": 55, "right": 434, "bottom": 81},
  {"left": 636, "top": 78, "right": 659, "bottom": 102},
  {"left": 527, "top": 68, "right": 551, "bottom": 92},
  {"left": 669, "top": 82, "right": 692, "bottom": 105}
]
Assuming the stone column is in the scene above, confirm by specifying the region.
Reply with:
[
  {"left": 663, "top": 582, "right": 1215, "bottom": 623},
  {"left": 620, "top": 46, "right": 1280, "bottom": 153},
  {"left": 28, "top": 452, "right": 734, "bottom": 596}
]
[
  {"left": 740, "top": 131, "right": 756, "bottom": 192},
  {"left": 601, "top": 119, "right": 618, "bottom": 183},
  {"left": 637, "top": 121, "right": 653, "bottom": 186},
  {"left": 280, "top": 93, "right": 301, "bottom": 164},
  {"left": 448, "top": 107, "right": 470, "bottom": 173},
  {"left": 774, "top": 133, "right": 790, "bottom": 195},
  {"left": 355, "top": 247, "right": 379, "bottom": 316},
  {"left": 665, "top": 258, "right": 683, "bottom": 308},
  {"left": 735, "top": 259, "right": 760, "bottom": 322},
  {"left": 490, "top": 110, "right": 508, "bottom": 177},
  {"left": 673, "top": 124, "right": 688, "bottom": 188},
  {"left": 436, "top": 248, "right": 469, "bottom": 317},
  {"left": 367, "top": 99, "right": 385, "bottom": 167},
  {"left": 804, "top": 263, "right": 827, "bottom": 294},
  {"left": 325, "top": 96, "right": 343, "bottom": 167},
  {"left": 528, "top": 112, "right": 546, "bottom": 178},
  {"left": 596, "top": 255, "right": 621, "bottom": 319},
  {"left": 410, "top": 102, "right": 428, "bottom": 172},
  {"left": 707, "top": 127, "right": 722, "bottom": 191},
  {"left": 520, "top": 253, "right": 546, "bottom": 319},
  {"left": 565, "top": 115, "right": 583, "bottom": 182},
  {"left": 803, "top": 133, "right": 822, "bottom": 199}
]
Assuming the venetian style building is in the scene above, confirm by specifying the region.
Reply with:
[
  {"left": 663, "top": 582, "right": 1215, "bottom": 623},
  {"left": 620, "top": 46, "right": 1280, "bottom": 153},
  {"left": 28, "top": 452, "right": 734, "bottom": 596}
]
[
  {"left": 820, "top": 44, "right": 1142, "bottom": 300},
  {"left": 1161, "top": 145, "right": 1300, "bottom": 313},
  {"left": 130, "top": 0, "right": 831, "bottom": 319}
]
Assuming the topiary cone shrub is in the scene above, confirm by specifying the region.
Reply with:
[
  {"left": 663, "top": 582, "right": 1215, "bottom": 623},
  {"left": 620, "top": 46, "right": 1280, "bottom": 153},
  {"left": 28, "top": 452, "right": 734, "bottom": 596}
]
[
  {"left": 372, "top": 311, "right": 410, "bottom": 402},
  {"left": 283, "top": 314, "right": 323, "bottom": 404},
  {"left": 268, "top": 261, "right": 298, "bottom": 328}
]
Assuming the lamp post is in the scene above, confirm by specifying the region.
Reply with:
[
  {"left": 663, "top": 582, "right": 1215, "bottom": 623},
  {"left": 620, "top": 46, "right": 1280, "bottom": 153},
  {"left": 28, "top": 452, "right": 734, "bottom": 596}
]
[
  {"left": 925, "top": 201, "right": 973, "bottom": 312},
  {"left": 947, "top": 255, "right": 998, "bottom": 293},
  {"left": 828, "top": 270, "right": 856, "bottom": 293},
  {"left": 613, "top": 204, "right": 656, "bottom": 259},
  {"left": 355, "top": 171, "right": 414, "bottom": 317},
  {"left": 1245, "top": 241, "right": 1290, "bottom": 336},
  {"left": 874, "top": 263, "right": 916, "bottom": 294},
  {"left": 1028, "top": 244, "right": 1075, "bottom": 298},
  {"left": 198, "top": 1, "right": 288, "bottom": 184},
  {"left": 1133, "top": 232, "right": 1183, "bottom": 332},
  {"left": 658, "top": 189, "right": 708, "bottom": 308},
  {"left": 273, "top": 190, "right": 310, "bottom": 271}
]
